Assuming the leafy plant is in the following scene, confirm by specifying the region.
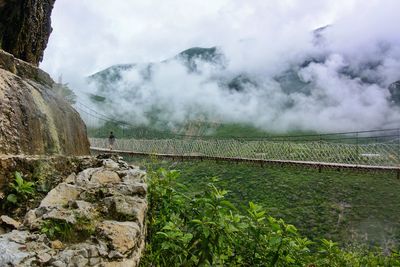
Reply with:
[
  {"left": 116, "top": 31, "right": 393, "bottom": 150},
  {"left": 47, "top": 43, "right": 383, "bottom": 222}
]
[
  {"left": 40, "top": 219, "right": 73, "bottom": 241},
  {"left": 141, "top": 167, "right": 400, "bottom": 267},
  {"left": 40, "top": 215, "right": 96, "bottom": 243},
  {"left": 6, "top": 171, "right": 35, "bottom": 205}
]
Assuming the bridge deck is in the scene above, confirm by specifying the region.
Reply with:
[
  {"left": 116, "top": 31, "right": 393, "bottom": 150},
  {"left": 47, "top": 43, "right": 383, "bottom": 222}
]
[{"left": 90, "top": 147, "right": 400, "bottom": 172}]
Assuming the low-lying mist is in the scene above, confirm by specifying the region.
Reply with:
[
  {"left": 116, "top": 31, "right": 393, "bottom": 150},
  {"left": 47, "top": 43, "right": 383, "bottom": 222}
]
[{"left": 77, "top": 3, "right": 400, "bottom": 133}]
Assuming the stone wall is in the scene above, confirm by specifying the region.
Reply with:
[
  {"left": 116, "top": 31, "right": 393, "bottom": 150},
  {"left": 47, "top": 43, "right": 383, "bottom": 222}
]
[{"left": 0, "top": 155, "right": 148, "bottom": 267}]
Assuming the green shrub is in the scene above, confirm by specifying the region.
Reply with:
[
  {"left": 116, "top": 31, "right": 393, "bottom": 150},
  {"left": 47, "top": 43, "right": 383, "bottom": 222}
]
[
  {"left": 141, "top": 168, "right": 400, "bottom": 266},
  {"left": 6, "top": 171, "right": 35, "bottom": 205},
  {"left": 40, "top": 219, "right": 73, "bottom": 241}
]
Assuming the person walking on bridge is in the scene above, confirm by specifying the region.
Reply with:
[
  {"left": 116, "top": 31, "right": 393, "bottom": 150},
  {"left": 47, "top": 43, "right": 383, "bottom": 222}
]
[{"left": 108, "top": 131, "right": 116, "bottom": 151}]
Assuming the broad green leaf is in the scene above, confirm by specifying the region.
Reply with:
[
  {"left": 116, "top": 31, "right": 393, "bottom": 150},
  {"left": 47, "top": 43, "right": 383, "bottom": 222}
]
[
  {"left": 14, "top": 172, "right": 24, "bottom": 186},
  {"left": 6, "top": 194, "right": 17, "bottom": 204}
]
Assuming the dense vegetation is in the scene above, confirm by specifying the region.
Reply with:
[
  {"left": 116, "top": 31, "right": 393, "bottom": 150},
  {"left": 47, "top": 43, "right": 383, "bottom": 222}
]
[
  {"left": 130, "top": 158, "right": 400, "bottom": 248},
  {"left": 140, "top": 165, "right": 400, "bottom": 266}
]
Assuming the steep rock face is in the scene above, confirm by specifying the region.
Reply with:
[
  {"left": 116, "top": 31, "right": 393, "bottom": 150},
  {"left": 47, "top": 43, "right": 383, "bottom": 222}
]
[
  {"left": 0, "top": 49, "right": 90, "bottom": 155},
  {"left": 0, "top": 0, "right": 55, "bottom": 65}
]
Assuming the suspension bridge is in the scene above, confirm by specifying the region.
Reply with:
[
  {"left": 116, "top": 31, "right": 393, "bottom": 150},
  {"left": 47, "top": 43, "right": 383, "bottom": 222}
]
[{"left": 75, "top": 102, "right": 400, "bottom": 174}]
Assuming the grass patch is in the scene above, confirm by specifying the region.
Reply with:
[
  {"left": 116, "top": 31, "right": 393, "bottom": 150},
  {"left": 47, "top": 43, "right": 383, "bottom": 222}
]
[{"left": 40, "top": 216, "right": 96, "bottom": 243}]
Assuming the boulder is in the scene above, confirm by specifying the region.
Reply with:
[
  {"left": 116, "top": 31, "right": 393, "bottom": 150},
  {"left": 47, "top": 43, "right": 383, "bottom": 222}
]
[
  {"left": 91, "top": 170, "right": 121, "bottom": 185},
  {"left": 51, "top": 240, "right": 64, "bottom": 250},
  {"left": 23, "top": 210, "right": 39, "bottom": 229},
  {"left": 64, "top": 173, "right": 76, "bottom": 184},
  {"left": 103, "top": 258, "right": 139, "bottom": 267},
  {"left": 0, "top": 215, "right": 21, "bottom": 229},
  {"left": 112, "top": 182, "right": 147, "bottom": 197},
  {"left": 0, "top": 231, "right": 33, "bottom": 266},
  {"left": 37, "top": 252, "right": 52, "bottom": 264},
  {"left": 103, "top": 195, "right": 147, "bottom": 225},
  {"left": 103, "top": 159, "right": 120, "bottom": 170},
  {"left": 75, "top": 167, "right": 102, "bottom": 186},
  {"left": 120, "top": 168, "right": 147, "bottom": 184},
  {"left": 97, "top": 221, "right": 141, "bottom": 255},
  {"left": 40, "top": 183, "right": 83, "bottom": 207}
]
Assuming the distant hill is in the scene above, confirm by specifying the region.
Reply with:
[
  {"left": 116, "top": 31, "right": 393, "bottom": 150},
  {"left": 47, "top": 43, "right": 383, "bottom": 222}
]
[{"left": 84, "top": 25, "right": 400, "bottom": 135}]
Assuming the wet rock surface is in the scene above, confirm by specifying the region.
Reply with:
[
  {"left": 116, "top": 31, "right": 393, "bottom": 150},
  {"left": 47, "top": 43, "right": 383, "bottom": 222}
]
[
  {"left": 0, "top": 156, "right": 148, "bottom": 266},
  {"left": 0, "top": 49, "right": 90, "bottom": 156}
]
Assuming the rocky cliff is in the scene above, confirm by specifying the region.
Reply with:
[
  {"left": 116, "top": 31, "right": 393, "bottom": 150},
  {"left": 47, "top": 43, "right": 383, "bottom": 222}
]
[
  {"left": 0, "top": 49, "right": 90, "bottom": 155},
  {"left": 0, "top": 0, "right": 55, "bottom": 66}
]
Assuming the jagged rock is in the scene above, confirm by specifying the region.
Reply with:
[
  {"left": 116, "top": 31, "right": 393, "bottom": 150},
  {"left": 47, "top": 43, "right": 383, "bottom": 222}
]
[
  {"left": 103, "top": 195, "right": 147, "bottom": 225},
  {"left": 112, "top": 182, "right": 147, "bottom": 197},
  {"left": 64, "top": 173, "right": 76, "bottom": 184},
  {"left": 97, "top": 239, "right": 109, "bottom": 257},
  {"left": 108, "top": 250, "right": 124, "bottom": 259},
  {"left": 120, "top": 168, "right": 147, "bottom": 184},
  {"left": 23, "top": 210, "right": 39, "bottom": 229},
  {"left": 40, "top": 183, "right": 83, "bottom": 207},
  {"left": 89, "top": 257, "right": 102, "bottom": 266},
  {"left": 77, "top": 243, "right": 99, "bottom": 258},
  {"left": 0, "top": 49, "right": 90, "bottom": 156},
  {"left": 103, "top": 159, "right": 120, "bottom": 170},
  {"left": 37, "top": 252, "right": 52, "bottom": 263},
  {"left": 42, "top": 208, "right": 78, "bottom": 224},
  {"left": 8, "top": 230, "right": 30, "bottom": 244},
  {"left": 103, "top": 258, "right": 139, "bottom": 267},
  {"left": 55, "top": 249, "right": 75, "bottom": 264},
  {"left": 50, "top": 240, "right": 64, "bottom": 250},
  {"left": 52, "top": 260, "right": 67, "bottom": 267},
  {"left": 34, "top": 206, "right": 50, "bottom": 218},
  {"left": 73, "top": 200, "right": 96, "bottom": 218},
  {"left": 0, "top": 230, "right": 33, "bottom": 266},
  {"left": 75, "top": 167, "right": 102, "bottom": 186},
  {"left": 70, "top": 254, "right": 89, "bottom": 266},
  {"left": 25, "top": 238, "right": 50, "bottom": 253},
  {"left": 97, "top": 221, "right": 141, "bottom": 255},
  {"left": 91, "top": 170, "right": 121, "bottom": 185},
  {"left": 36, "top": 199, "right": 96, "bottom": 225},
  {"left": 0, "top": 0, "right": 55, "bottom": 65},
  {"left": 0, "top": 215, "right": 21, "bottom": 229},
  {"left": 117, "top": 160, "right": 129, "bottom": 169}
]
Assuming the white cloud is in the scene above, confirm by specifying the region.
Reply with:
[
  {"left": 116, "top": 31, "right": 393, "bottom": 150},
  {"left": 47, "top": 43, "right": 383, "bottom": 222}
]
[{"left": 41, "top": 0, "right": 400, "bottom": 132}]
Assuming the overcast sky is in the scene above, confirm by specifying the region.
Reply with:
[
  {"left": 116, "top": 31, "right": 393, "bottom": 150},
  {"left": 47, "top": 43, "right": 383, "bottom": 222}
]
[
  {"left": 41, "top": 0, "right": 371, "bottom": 81},
  {"left": 40, "top": 0, "right": 400, "bottom": 132}
]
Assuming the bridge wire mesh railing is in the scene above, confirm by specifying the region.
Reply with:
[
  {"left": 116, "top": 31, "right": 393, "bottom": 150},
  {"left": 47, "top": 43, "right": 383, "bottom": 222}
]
[
  {"left": 75, "top": 102, "right": 400, "bottom": 168},
  {"left": 89, "top": 132, "right": 400, "bottom": 168}
]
